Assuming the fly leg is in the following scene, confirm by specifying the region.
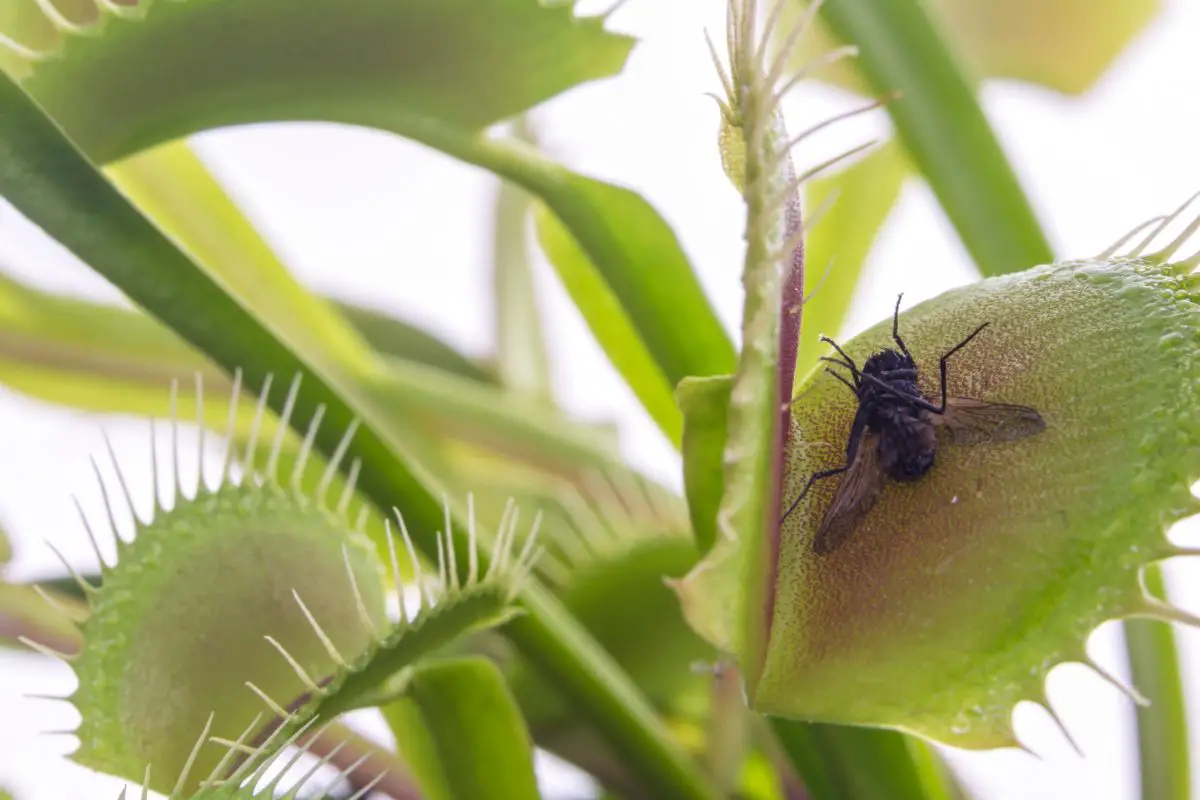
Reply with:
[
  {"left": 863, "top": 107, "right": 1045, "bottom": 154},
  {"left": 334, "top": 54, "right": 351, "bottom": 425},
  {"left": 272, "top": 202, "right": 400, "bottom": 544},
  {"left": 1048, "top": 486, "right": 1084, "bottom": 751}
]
[
  {"left": 931, "top": 321, "right": 990, "bottom": 412},
  {"left": 781, "top": 405, "right": 868, "bottom": 523}
]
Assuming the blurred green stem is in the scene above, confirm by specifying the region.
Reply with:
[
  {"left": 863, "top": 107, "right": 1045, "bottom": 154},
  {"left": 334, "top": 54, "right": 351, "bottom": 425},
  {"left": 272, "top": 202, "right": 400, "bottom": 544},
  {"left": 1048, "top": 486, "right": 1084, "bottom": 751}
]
[{"left": 1124, "top": 565, "right": 1190, "bottom": 800}]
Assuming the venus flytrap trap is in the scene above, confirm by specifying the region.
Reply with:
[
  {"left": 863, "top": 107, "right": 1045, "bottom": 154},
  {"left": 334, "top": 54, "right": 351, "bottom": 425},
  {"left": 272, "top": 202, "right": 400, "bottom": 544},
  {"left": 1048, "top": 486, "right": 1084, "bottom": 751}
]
[
  {"left": 671, "top": 0, "right": 1200, "bottom": 761},
  {"left": 21, "top": 369, "right": 540, "bottom": 797}
]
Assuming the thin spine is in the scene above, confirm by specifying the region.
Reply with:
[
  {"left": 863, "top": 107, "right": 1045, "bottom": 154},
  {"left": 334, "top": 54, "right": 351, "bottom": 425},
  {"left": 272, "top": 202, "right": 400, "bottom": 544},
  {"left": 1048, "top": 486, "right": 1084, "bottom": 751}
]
[
  {"left": 581, "top": 468, "right": 635, "bottom": 531},
  {"left": 263, "top": 722, "right": 344, "bottom": 794},
  {"left": 487, "top": 502, "right": 519, "bottom": 582},
  {"left": 264, "top": 636, "right": 323, "bottom": 694},
  {"left": 341, "top": 544, "right": 378, "bottom": 634},
  {"left": 1085, "top": 655, "right": 1151, "bottom": 707},
  {"left": 194, "top": 372, "right": 206, "bottom": 494},
  {"left": 218, "top": 368, "right": 244, "bottom": 484},
  {"left": 89, "top": 457, "right": 123, "bottom": 550},
  {"left": 347, "top": 771, "right": 388, "bottom": 800},
  {"left": 242, "top": 374, "right": 276, "bottom": 478},
  {"left": 44, "top": 538, "right": 98, "bottom": 596},
  {"left": 30, "top": 0, "right": 84, "bottom": 37},
  {"left": 1148, "top": 209, "right": 1200, "bottom": 263},
  {"left": 149, "top": 415, "right": 161, "bottom": 511},
  {"left": 245, "top": 681, "right": 296, "bottom": 721},
  {"left": 607, "top": 467, "right": 655, "bottom": 529},
  {"left": 336, "top": 460, "right": 362, "bottom": 517},
  {"left": 385, "top": 520, "right": 409, "bottom": 625},
  {"left": 311, "top": 752, "right": 368, "bottom": 798},
  {"left": 764, "top": 95, "right": 891, "bottom": 177},
  {"left": 266, "top": 374, "right": 303, "bottom": 480},
  {"left": 31, "top": 583, "right": 84, "bottom": 624},
  {"left": 170, "top": 713, "right": 215, "bottom": 798},
  {"left": 169, "top": 379, "right": 181, "bottom": 503},
  {"left": 206, "top": 713, "right": 273, "bottom": 782},
  {"left": 771, "top": 44, "right": 858, "bottom": 105},
  {"left": 72, "top": 496, "right": 109, "bottom": 574},
  {"left": 395, "top": 511, "right": 435, "bottom": 610},
  {"left": 317, "top": 418, "right": 361, "bottom": 508},
  {"left": 467, "top": 493, "right": 480, "bottom": 585},
  {"left": 753, "top": 140, "right": 876, "bottom": 236},
  {"left": 101, "top": 430, "right": 140, "bottom": 529},
  {"left": 292, "top": 590, "right": 349, "bottom": 668},
  {"left": 291, "top": 404, "right": 327, "bottom": 494},
  {"left": 436, "top": 537, "right": 448, "bottom": 595},
  {"left": 443, "top": 496, "right": 459, "bottom": 592},
  {"left": 1097, "top": 216, "right": 1168, "bottom": 260},
  {"left": 16, "top": 636, "right": 74, "bottom": 660},
  {"left": 1128, "top": 192, "right": 1200, "bottom": 257}
]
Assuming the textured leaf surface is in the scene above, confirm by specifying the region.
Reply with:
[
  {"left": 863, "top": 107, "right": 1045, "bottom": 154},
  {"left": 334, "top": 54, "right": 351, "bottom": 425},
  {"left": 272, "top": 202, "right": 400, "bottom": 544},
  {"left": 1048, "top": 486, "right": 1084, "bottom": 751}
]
[{"left": 763, "top": 257, "right": 1200, "bottom": 747}]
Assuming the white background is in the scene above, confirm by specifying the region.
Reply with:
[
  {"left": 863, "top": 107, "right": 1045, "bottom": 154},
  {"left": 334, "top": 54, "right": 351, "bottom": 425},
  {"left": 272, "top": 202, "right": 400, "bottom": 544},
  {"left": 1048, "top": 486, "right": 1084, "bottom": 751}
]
[{"left": 2, "top": 0, "right": 1200, "bottom": 797}]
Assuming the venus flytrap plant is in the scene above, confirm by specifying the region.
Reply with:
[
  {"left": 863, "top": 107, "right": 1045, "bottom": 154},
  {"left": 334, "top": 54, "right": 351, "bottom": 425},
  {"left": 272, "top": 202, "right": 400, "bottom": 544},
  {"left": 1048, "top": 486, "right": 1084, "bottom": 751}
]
[
  {"left": 671, "top": 0, "right": 1200, "bottom": 768},
  {"left": 20, "top": 369, "right": 540, "bottom": 797}
]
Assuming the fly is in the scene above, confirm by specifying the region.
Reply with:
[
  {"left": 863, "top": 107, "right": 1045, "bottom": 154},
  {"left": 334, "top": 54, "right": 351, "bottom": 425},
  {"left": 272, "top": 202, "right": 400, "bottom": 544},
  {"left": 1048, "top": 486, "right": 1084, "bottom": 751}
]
[{"left": 782, "top": 294, "right": 1047, "bottom": 555}]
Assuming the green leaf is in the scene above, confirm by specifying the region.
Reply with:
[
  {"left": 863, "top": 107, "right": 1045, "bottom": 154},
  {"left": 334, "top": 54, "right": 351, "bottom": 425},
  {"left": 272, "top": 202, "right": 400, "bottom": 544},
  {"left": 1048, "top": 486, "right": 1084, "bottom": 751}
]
[
  {"left": 12, "top": 0, "right": 735, "bottom": 443},
  {"left": 327, "top": 296, "right": 497, "bottom": 384},
  {"left": 0, "top": 516, "right": 10, "bottom": 565},
  {"left": 797, "top": 142, "right": 907, "bottom": 381},
  {"left": 535, "top": 206, "right": 683, "bottom": 445},
  {"left": 785, "top": 0, "right": 1160, "bottom": 96},
  {"left": 1124, "top": 566, "right": 1190, "bottom": 800},
  {"left": 0, "top": 72, "right": 718, "bottom": 800},
  {"left": 770, "top": 719, "right": 957, "bottom": 800},
  {"left": 383, "top": 658, "right": 541, "bottom": 800},
  {"left": 492, "top": 116, "right": 553, "bottom": 402},
  {"left": 814, "top": 0, "right": 1055, "bottom": 276},
  {"left": 15, "top": 0, "right": 635, "bottom": 159},
  {"left": 104, "top": 140, "right": 378, "bottom": 375},
  {"left": 0, "top": 581, "right": 84, "bottom": 655},
  {"left": 677, "top": 375, "right": 734, "bottom": 555}
]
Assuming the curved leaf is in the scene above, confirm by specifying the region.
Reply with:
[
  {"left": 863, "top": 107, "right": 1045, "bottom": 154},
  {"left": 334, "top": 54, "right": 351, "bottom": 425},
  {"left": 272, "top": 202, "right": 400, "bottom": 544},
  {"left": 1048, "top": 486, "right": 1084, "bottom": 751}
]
[
  {"left": 797, "top": 141, "right": 907, "bottom": 381},
  {"left": 12, "top": 0, "right": 635, "bottom": 158},
  {"left": 814, "top": 0, "right": 1055, "bottom": 277},
  {"left": 784, "top": 0, "right": 1160, "bottom": 96},
  {"left": 384, "top": 658, "right": 541, "bottom": 800},
  {"left": 0, "top": 72, "right": 719, "bottom": 800},
  {"left": 10, "top": 0, "right": 736, "bottom": 435}
]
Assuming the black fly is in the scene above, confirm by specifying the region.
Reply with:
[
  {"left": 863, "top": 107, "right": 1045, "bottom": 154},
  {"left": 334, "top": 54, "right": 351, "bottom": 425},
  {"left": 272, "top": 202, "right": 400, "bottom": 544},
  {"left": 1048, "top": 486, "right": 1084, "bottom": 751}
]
[{"left": 783, "top": 294, "right": 1046, "bottom": 555}]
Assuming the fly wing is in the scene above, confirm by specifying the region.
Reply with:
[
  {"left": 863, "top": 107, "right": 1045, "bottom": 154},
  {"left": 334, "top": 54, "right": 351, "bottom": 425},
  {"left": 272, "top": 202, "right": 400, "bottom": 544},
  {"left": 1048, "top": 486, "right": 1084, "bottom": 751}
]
[
  {"left": 935, "top": 396, "right": 1046, "bottom": 445},
  {"left": 812, "top": 431, "right": 885, "bottom": 555}
]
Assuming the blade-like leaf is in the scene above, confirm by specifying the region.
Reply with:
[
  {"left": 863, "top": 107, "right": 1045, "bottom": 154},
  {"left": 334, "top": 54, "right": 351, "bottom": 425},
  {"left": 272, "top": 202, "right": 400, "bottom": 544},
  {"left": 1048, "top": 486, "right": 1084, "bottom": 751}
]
[
  {"left": 328, "top": 296, "right": 497, "bottom": 384},
  {"left": 383, "top": 658, "right": 541, "bottom": 800},
  {"left": 0, "top": 73, "right": 718, "bottom": 800},
  {"left": 0, "top": 581, "right": 84, "bottom": 655},
  {"left": 13, "top": 0, "right": 635, "bottom": 157},
  {"left": 770, "top": 719, "right": 958, "bottom": 800},
  {"left": 784, "top": 0, "right": 1159, "bottom": 97},
  {"left": 677, "top": 375, "right": 734, "bottom": 554},
  {"left": 104, "top": 141, "right": 378, "bottom": 375},
  {"left": 10, "top": 0, "right": 736, "bottom": 439},
  {"left": 536, "top": 206, "right": 684, "bottom": 445},
  {"left": 797, "top": 141, "right": 907, "bottom": 381},
  {"left": 815, "top": 0, "right": 1055, "bottom": 276},
  {"left": 1124, "top": 566, "right": 1190, "bottom": 800},
  {"left": 492, "top": 116, "right": 553, "bottom": 401}
]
